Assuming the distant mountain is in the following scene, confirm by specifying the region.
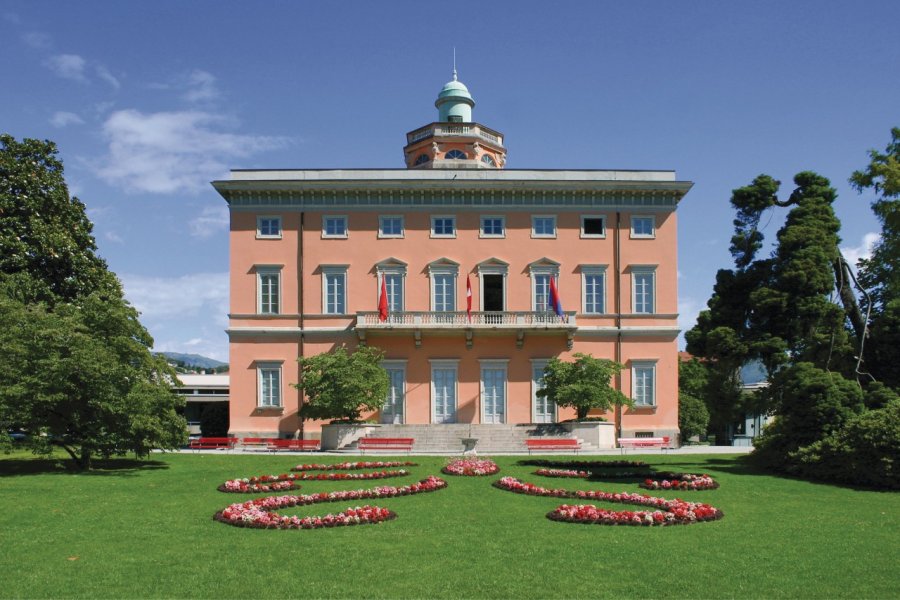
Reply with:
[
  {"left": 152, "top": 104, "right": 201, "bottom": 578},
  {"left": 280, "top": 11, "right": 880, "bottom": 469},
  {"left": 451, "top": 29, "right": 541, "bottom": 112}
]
[{"left": 158, "top": 352, "right": 227, "bottom": 370}]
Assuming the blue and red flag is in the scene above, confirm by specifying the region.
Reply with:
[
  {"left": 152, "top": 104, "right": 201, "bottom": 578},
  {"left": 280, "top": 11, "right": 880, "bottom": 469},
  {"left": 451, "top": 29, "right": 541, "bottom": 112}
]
[{"left": 549, "top": 276, "right": 564, "bottom": 318}]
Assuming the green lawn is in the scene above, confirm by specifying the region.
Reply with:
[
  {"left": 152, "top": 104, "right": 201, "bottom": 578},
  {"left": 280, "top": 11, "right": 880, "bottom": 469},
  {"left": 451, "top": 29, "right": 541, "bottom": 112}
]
[{"left": 1, "top": 452, "right": 897, "bottom": 599}]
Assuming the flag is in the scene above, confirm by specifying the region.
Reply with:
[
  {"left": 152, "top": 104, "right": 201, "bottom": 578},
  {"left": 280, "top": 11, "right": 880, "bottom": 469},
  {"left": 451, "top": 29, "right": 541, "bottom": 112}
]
[
  {"left": 549, "top": 276, "right": 564, "bottom": 318},
  {"left": 378, "top": 276, "right": 388, "bottom": 322},
  {"left": 466, "top": 274, "right": 473, "bottom": 323}
]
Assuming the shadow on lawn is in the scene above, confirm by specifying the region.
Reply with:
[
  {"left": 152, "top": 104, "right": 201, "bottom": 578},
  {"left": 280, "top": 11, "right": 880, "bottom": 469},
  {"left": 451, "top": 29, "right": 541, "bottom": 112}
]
[{"left": 0, "top": 457, "right": 170, "bottom": 477}]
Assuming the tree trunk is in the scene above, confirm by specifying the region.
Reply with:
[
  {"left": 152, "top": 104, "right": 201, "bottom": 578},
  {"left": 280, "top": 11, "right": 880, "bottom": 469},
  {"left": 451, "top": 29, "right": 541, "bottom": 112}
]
[{"left": 833, "top": 257, "right": 867, "bottom": 343}]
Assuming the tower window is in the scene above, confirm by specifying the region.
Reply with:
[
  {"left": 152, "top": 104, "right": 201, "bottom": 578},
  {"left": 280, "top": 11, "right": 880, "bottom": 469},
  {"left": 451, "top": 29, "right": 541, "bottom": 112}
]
[
  {"left": 445, "top": 149, "right": 467, "bottom": 159},
  {"left": 414, "top": 154, "right": 430, "bottom": 166},
  {"left": 480, "top": 154, "right": 496, "bottom": 167},
  {"left": 448, "top": 115, "right": 463, "bottom": 123}
]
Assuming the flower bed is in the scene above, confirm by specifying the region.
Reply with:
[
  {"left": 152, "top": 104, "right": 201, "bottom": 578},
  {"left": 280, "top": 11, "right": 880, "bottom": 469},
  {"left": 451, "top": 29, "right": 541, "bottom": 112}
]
[
  {"left": 291, "top": 461, "right": 416, "bottom": 472},
  {"left": 442, "top": 458, "right": 499, "bottom": 476},
  {"left": 213, "top": 476, "right": 448, "bottom": 529},
  {"left": 534, "top": 468, "right": 591, "bottom": 479},
  {"left": 494, "top": 477, "right": 723, "bottom": 526},
  {"left": 639, "top": 473, "right": 719, "bottom": 491},
  {"left": 219, "top": 470, "right": 411, "bottom": 493},
  {"left": 215, "top": 504, "right": 395, "bottom": 530}
]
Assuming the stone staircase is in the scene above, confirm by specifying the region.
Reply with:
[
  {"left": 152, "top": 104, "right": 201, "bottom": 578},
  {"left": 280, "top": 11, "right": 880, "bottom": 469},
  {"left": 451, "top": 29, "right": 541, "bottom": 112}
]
[{"left": 342, "top": 423, "right": 595, "bottom": 454}]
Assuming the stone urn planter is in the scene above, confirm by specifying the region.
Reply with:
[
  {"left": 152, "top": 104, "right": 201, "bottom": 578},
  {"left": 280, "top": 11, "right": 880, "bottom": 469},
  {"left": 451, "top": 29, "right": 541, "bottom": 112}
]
[{"left": 320, "top": 422, "right": 378, "bottom": 450}]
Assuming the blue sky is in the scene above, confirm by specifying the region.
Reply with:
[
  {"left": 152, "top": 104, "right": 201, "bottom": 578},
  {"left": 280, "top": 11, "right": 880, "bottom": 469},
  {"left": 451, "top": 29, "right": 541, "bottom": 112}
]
[{"left": 3, "top": 1, "right": 898, "bottom": 362}]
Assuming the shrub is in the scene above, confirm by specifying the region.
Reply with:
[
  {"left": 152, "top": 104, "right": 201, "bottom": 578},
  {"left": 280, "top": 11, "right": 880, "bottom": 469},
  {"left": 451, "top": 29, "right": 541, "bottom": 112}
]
[
  {"left": 790, "top": 398, "right": 900, "bottom": 489},
  {"left": 296, "top": 346, "right": 390, "bottom": 422},
  {"left": 678, "top": 392, "right": 709, "bottom": 441}
]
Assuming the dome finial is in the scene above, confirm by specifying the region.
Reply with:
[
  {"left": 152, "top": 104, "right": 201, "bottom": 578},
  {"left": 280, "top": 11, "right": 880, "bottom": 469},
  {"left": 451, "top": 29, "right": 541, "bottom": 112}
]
[{"left": 452, "top": 47, "right": 457, "bottom": 81}]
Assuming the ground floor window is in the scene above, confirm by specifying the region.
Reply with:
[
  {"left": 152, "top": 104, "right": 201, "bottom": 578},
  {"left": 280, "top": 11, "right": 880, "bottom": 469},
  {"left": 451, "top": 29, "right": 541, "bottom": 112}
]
[
  {"left": 531, "top": 359, "right": 555, "bottom": 423},
  {"left": 381, "top": 362, "right": 406, "bottom": 424},
  {"left": 480, "top": 361, "right": 508, "bottom": 424},
  {"left": 631, "top": 361, "right": 657, "bottom": 406},
  {"left": 257, "top": 363, "right": 282, "bottom": 407},
  {"left": 431, "top": 361, "right": 458, "bottom": 424}
]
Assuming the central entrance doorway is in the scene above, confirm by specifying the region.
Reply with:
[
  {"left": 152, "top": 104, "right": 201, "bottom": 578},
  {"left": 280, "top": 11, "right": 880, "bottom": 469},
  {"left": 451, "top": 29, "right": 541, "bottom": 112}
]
[{"left": 481, "top": 362, "right": 507, "bottom": 424}]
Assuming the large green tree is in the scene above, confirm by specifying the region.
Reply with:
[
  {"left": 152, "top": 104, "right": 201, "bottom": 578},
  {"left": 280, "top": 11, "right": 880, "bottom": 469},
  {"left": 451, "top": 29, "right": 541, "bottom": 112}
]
[
  {"left": 0, "top": 135, "right": 187, "bottom": 468},
  {"left": 850, "top": 127, "right": 900, "bottom": 389},
  {"left": 536, "top": 353, "right": 631, "bottom": 421},
  {"left": 295, "top": 346, "right": 390, "bottom": 422}
]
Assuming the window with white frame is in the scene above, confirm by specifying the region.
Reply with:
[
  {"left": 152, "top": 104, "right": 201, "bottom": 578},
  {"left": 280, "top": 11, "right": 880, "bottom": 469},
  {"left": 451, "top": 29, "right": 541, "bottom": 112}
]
[
  {"left": 429, "top": 266, "right": 457, "bottom": 312},
  {"left": 631, "top": 361, "right": 656, "bottom": 406},
  {"left": 257, "top": 267, "right": 281, "bottom": 314},
  {"left": 322, "top": 267, "right": 347, "bottom": 314},
  {"left": 257, "top": 362, "right": 282, "bottom": 407},
  {"left": 379, "top": 215, "right": 404, "bottom": 238},
  {"left": 532, "top": 215, "right": 557, "bottom": 238},
  {"left": 631, "top": 215, "right": 655, "bottom": 238},
  {"left": 379, "top": 271, "right": 404, "bottom": 313},
  {"left": 581, "top": 266, "right": 606, "bottom": 314},
  {"left": 480, "top": 216, "right": 505, "bottom": 238},
  {"left": 529, "top": 264, "right": 559, "bottom": 312},
  {"left": 632, "top": 266, "right": 656, "bottom": 314},
  {"left": 257, "top": 216, "right": 282, "bottom": 239},
  {"left": 431, "top": 215, "right": 456, "bottom": 238},
  {"left": 580, "top": 215, "right": 606, "bottom": 238},
  {"left": 323, "top": 215, "right": 348, "bottom": 238}
]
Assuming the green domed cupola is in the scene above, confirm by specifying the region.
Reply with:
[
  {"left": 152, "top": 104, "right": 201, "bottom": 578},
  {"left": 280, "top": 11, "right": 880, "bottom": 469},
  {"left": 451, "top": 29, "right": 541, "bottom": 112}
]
[{"left": 435, "top": 68, "right": 474, "bottom": 123}]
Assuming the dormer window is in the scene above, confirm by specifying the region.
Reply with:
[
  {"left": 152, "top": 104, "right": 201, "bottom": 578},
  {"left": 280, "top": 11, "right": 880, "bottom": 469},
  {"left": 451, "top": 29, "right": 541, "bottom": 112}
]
[
  {"left": 414, "top": 154, "right": 430, "bottom": 166},
  {"left": 445, "top": 149, "right": 467, "bottom": 159}
]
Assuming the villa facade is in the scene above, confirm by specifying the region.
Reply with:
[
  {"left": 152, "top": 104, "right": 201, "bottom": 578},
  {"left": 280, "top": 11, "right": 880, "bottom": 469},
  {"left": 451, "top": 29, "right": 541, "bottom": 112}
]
[{"left": 214, "top": 73, "right": 692, "bottom": 442}]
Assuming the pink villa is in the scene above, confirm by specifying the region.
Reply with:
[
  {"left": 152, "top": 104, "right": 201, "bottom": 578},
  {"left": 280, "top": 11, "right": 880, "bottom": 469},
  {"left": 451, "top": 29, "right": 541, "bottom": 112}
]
[{"left": 212, "top": 73, "right": 692, "bottom": 450}]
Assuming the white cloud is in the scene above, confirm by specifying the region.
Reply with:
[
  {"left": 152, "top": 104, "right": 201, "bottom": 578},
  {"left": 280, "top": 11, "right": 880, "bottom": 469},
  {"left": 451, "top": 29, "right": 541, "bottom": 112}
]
[
  {"left": 94, "top": 109, "right": 289, "bottom": 194},
  {"left": 841, "top": 232, "right": 880, "bottom": 270},
  {"left": 95, "top": 65, "right": 121, "bottom": 90},
  {"left": 189, "top": 205, "right": 229, "bottom": 238},
  {"left": 50, "top": 111, "right": 84, "bottom": 127},
  {"left": 103, "top": 231, "right": 124, "bottom": 244},
  {"left": 184, "top": 70, "right": 219, "bottom": 103},
  {"left": 677, "top": 296, "right": 703, "bottom": 350},
  {"left": 22, "top": 31, "right": 51, "bottom": 49},
  {"left": 120, "top": 271, "right": 229, "bottom": 324},
  {"left": 45, "top": 53, "right": 88, "bottom": 82}
]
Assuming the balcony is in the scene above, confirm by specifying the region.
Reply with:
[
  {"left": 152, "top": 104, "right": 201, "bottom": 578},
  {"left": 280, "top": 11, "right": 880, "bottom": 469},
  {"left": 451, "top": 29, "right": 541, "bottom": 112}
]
[
  {"left": 406, "top": 123, "right": 504, "bottom": 147},
  {"left": 355, "top": 311, "right": 576, "bottom": 349}
]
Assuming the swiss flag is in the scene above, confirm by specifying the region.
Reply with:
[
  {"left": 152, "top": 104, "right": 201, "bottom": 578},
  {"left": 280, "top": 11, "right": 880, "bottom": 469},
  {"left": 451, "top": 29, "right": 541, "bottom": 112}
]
[
  {"left": 466, "top": 275, "right": 473, "bottom": 323},
  {"left": 378, "top": 277, "right": 389, "bottom": 322}
]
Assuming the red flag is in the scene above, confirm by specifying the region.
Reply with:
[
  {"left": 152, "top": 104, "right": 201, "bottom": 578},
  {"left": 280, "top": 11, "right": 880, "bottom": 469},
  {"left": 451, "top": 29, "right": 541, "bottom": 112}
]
[
  {"left": 549, "top": 276, "right": 564, "bottom": 318},
  {"left": 466, "top": 275, "right": 473, "bottom": 323},
  {"left": 378, "top": 277, "right": 388, "bottom": 322}
]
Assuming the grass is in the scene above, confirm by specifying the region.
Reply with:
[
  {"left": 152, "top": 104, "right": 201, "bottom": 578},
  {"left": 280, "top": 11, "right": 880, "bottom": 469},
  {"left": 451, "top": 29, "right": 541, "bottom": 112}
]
[{"left": 1, "top": 451, "right": 898, "bottom": 599}]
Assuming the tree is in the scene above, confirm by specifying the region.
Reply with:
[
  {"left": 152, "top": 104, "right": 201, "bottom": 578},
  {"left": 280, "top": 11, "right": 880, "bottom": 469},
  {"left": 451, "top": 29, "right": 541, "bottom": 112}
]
[
  {"left": 536, "top": 353, "right": 632, "bottom": 420},
  {"left": 0, "top": 282, "right": 187, "bottom": 469},
  {"left": 678, "top": 358, "right": 710, "bottom": 441},
  {"left": 0, "top": 135, "right": 116, "bottom": 303},
  {"left": 295, "top": 346, "right": 390, "bottom": 422},
  {"left": 0, "top": 135, "right": 187, "bottom": 468},
  {"left": 851, "top": 127, "right": 900, "bottom": 388}
]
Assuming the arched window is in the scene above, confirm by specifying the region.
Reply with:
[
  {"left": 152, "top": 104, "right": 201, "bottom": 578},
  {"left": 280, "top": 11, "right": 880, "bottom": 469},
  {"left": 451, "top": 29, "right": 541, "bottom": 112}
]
[
  {"left": 445, "top": 149, "right": 467, "bottom": 159},
  {"left": 480, "top": 154, "right": 496, "bottom": 166},
  {"left": 414, "top": 154, "right": 430, "bottom": 166}
]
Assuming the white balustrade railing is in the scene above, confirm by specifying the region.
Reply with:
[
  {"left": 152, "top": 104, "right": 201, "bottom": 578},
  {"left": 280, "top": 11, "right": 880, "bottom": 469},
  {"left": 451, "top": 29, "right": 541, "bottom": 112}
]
[
  {"left": 356, "top": 311, "right": 576, "bottom": 328},
  {"left": 406, "top": 124, "right": 504, "bottom": 147}
]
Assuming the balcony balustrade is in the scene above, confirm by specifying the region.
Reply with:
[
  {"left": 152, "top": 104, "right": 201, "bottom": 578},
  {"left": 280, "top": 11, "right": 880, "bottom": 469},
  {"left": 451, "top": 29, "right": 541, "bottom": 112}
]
[
  {"left": 355, "top": 310, "right": 576, "bottom": 349},
  {"left": 406, "top": 123, "right": 504, "bottom": 147}
]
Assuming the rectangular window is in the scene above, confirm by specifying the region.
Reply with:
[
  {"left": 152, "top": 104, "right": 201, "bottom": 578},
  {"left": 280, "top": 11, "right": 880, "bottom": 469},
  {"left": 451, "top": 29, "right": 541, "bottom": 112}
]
[
  {"left": 632, "top": 268, "right": 656, "bottom": 314},
  {"left": 480, "top": 216, "right": 505, "bottom": 238},
  {"left": 257, "top": 216, "right": 282, "bottom": 239},
  {"left": 631, "top": 215, "right": 655, "bottom": 238},
  {"left": 533, "top": 273, "right": 551, "bottom": 312},
  {"left": 632, "top": 362, "right": 656, "bottom": 406},
  {"left": 581, "top": 215, "right": 606, "bottom": 238},
  {"left": 532, "top": 215, "right": 557, "bottom": 238},
  {"left": 431, "top": 216, "right": 456, "bottom": 238},
  {"left": 379, "top": 215, "right": 404, "bottom": 238},
  {"left": 258, "top": 363, "right": 282, "bottom": 407},
  {"left": 323, "top": 268, "right": 347, "bottom": 314},
  {"left": 583, "top": 269, "right": 606, "bottom": 314},
  {"left": 382, "top": 273, "right": 404, "bottom": 312},
  {"left": 323, "top": 215, "right": 348, "bottom": 238},
  {"left": 433, "top": 273, "right": 455, "bottom": 312},
  {"left": 257, "top": 268, "right": 280, "bottom": 314}
]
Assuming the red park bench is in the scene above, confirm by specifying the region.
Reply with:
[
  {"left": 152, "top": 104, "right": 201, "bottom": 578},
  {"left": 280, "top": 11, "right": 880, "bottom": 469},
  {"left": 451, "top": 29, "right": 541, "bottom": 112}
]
[
  {"left": 525, "top": 438, "right": 581, "bottom": 454},
  {"left": 189, "top": 437, "right": 238, "bottom": 451},
  {"left": 266, "top": 439, "right": 321, "bottom": 452},
  {"left": 240, "top": 437, "right": 273, "bottom": 450},
  {"left": 357, "top": 437, "right": 414, "bottom": 454},
  {"left": 617, "top": 436, "right": 671, "bottom": 453}
]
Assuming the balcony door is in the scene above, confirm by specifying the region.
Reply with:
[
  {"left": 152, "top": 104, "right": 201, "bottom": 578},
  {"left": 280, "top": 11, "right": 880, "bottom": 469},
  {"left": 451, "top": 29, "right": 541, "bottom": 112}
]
[
  {"left": 482, "top": 274, "right": 504, "bottom": 324},
  {"left": 432, "top": 364, "right": 457, "bottom": 424},
  {"left": 481, "top": 363, "right": 507, "bottom": 424},
  {"left": 381, "top": 366, "right": 405, "bottom": 424}
]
